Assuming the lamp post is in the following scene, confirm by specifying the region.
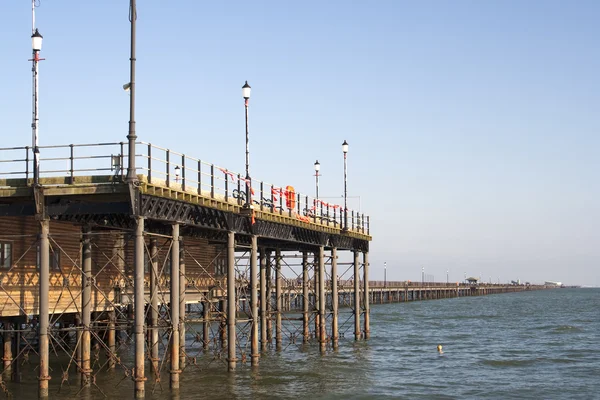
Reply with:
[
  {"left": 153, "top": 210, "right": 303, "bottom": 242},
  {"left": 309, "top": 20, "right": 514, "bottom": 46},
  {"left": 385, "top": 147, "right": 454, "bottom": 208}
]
[
  {"left": 126, "top": 0, "right": 137, "bottom": 183},
  {"left": 422, "top": 266, "right": 424, "bottom": 285},
  {"left": 314, "top": 160, "right": 320, "bottom": 199},
  {"left": 242, "top": 81, "right": 252, "bottom": 208},
  {"left": 342, "top": 140, "right": 348, "bottom": 231},
  {"left": 446, "top": 269, "right": 449, "bottom": 284},
  {"left": 31, "top": 28, "right": 43, "bottom": 186},
  {"left": 384, "top": 262, "right": 387, "bottom": 288}
]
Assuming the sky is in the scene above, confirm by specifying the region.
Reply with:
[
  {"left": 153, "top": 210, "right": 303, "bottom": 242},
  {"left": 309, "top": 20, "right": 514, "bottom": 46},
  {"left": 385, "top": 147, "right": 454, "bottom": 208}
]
[{"left": 1, "top": 0, "right": 598, "bottom": 286}]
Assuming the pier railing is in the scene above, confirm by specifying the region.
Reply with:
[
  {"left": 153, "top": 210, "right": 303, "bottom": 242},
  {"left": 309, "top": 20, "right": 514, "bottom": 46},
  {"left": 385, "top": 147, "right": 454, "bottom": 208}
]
[{"left": 0, "top": 142, "right": 369, "bottom": 233}]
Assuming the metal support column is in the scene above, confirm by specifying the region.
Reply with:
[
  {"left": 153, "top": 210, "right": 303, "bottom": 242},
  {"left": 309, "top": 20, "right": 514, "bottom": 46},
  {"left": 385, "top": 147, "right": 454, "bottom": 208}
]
[
  {"left": 275, "top": 249, "right": 282, "bottom": 351},
  {"left": 75, "top": 313, "right": 82, "bottom": 374},
  {"left": 12, "top": 325, "right": 21, "bottom": 383},
  {"left": 219, "top": 299, "right": 227, "bottom": 349},
  {"left": 170, "top": 223, "right": 180, "bottom": 389},
  {"left": 318, "top": 246, "right": 326, "bottom": 353},
  {"left": 107, "top": 310, "right": 116, "bottom": 369},
  {"left": 250, "top": 236, "right": 259, "bottom": 365},
  {"left": 202, "top": 301, "right": 210, "bottom": 351},
  {"left": 353, "top": 250, "right": 361, "bottom": 340},
  {"left": 149, "top": 238, "right": 159, "bottom": 373},
  {"left": 134, "top": 216, "right": 146, "bottom": 397},
  {"left": 266, "top": 251, "right": 273, "bottom": 344},
  {"left": 3, "top": 322, "right": 12, "bottom": 374},
  {"left": 179, "top": 241, "right": 186, "bottom": 369},
  {"left": 363, "top": 251, "right": 370, "bottom": 339},
  {"left": 81, "top": 226, "right": 92, "bottom": 386},
  {"left": 226, "top": 231, "right": 237, "bottom": 370},
  {"left": 331, "top": 247, "right": 339, "bottom": 349},
  {"left": 302, "top": 252, "right": 309, "bottom": 343},
  {"left": 259, "top": 249, "right": 267, "bottom": 351},
  {"left": 314, "top": 252, "right": 320, "bottom": 341},
  {"left": 38, "top": 219, "right": 50, "bottom": 398}
]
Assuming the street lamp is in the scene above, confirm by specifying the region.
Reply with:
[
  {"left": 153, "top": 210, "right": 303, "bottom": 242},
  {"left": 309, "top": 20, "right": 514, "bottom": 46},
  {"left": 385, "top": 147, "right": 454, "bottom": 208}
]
[
  {"left": 342, "top": 140, "right": 348, "bottom": 231},
  {"left": 446, "top": 269, "right": 449, "bottom": 284},
  {"left": 31, "top": 28, "right": 43, "bottom": 186},
  {"left": 314, "top": 160, "right": 320, "bottom": 199},
  {"left": 422, "top": 266, "right": 424, "bottom": 285},
  {"left": 242, "top": 81, "right": 252, "bottom": 208},
  {"left": 126, "top": 0, "right": 138, "bottom": 183},
  {"left": 384, "top": 262, "right": 387, "bottom": 287}
]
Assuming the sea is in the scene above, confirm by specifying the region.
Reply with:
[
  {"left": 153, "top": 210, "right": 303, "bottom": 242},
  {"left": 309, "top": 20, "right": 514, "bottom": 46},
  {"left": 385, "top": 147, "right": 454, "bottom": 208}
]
[{"left": 5, "top": 288, "right": 599, "bottom": 399}]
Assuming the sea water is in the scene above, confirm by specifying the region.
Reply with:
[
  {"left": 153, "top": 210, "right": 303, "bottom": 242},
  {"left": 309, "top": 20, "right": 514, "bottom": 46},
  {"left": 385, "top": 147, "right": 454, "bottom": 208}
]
[{"left": 6, "top": 288, "right": 599, "bottom": 399}]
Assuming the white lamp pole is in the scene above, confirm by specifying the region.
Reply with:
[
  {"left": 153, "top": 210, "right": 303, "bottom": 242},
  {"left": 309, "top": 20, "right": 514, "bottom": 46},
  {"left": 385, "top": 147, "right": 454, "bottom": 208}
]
[
  {"left": 314, "top": 160, "right": 320, "bottom": 200},
  {"left": 242, "top": 81, "right": 252, "bottom": 208},
  {"left": 126, "top": 0, "right": 138, "bottom": 183},
  {"left": 384, "top": 262, "right": 387, "bottom": 287},
  {"left": 342, "top": 140, "right": 348, "bottom": 231},
  {"left": 31, "top": 28, "right": 43, "bottom": 185}
]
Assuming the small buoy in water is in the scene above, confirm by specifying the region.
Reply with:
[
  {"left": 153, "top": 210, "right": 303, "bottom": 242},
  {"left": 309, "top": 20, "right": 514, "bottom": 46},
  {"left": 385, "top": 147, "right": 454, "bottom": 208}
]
[{"left": 437, "top": 344, "right": 443, "bottom": 354}]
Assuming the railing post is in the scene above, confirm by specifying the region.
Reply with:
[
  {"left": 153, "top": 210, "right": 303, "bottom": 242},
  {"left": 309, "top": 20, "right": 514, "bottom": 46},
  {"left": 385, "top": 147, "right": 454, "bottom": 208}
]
[
  {"left": 270, "top": 184, "right": 274, "bottom": 213},
  {"left": 333, "top": 205, "right": 337, "bottom": 227},
  {"left": 297, "top": 193, "right": 301, "bottom": 216},
  {"left": 327, "top": 204, "right": 330, "bottom": 226},
  {"left": 225, "top": 171, "right": 229, "bottom": 202},
  {"left": 181, "top": 155, "right": 186, "bottom": 191},
  {"left": 278, "top": 187, "right": 283, "bottom": 215},
  {"left": 352, "top": 210, "right": 355, "bottom": 231},
  {"left": 237, "top": 174, "right": 242, "bottom": 206},
  {"left": 312, "top": 198, "right": 316, "bottom": 223},
  {"left": 260, "top": 182, "right": 264, "bottom": 211},
  {"left": 210, "top": 164, "right": 215, "bottom": 198},
  {"left": 25, "top": 146, "right": 30, "bottom": 182},
  {"left": 166, "top": 149, "right": 170, "bottom": 188},
  {"left": 197, "top": 160, "right": 201, "bottom": 194},
  {"left": 120, "top": 142, "right": 125, "bottom": 181},
  {"left": 320, "top": 198, "right": 323, "bottom": 221},
  {"left": 367, "top": 216, "right": 370, "bottom": 235},
  {"left": 147, "top": 143, "right": 152, "bottom": 183},
  {"left": 69, "top": 144, "right": 74, "bottom": 183}
]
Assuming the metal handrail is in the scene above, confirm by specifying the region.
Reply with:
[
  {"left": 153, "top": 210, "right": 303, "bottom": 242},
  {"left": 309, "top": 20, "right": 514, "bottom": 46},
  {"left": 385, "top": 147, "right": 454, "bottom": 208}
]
[{"left": 0, "top": 142, "right": 370, "bottom": 234}]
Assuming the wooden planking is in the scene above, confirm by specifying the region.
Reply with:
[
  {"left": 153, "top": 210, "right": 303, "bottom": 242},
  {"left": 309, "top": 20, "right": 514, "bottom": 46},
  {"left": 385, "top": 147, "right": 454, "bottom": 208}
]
[{"left": 0, "top": 216, "right": 226, "bottom": 316}]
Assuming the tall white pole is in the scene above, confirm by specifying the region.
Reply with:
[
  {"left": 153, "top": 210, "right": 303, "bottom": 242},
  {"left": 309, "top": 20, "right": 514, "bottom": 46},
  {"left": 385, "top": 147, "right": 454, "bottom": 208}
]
[{"left": 31, "top": 0, "right": 42, "bottom": 185}]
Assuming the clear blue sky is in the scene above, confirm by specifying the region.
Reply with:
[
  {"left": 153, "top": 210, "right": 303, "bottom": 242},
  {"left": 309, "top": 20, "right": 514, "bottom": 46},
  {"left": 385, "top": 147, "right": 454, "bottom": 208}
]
[{"left": 1, "top": 1, "right": 598, "bottom": 286}]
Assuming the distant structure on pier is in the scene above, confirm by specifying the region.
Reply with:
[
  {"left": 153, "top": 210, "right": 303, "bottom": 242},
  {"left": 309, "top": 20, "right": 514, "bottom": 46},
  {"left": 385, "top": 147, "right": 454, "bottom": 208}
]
[{"left": 544, "top": 281, "right": 563, "bottom": 287}]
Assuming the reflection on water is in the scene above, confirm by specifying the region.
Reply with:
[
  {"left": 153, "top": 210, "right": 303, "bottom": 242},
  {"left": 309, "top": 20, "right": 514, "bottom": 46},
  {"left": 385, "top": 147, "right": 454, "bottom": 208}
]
[{"left": 3, "top": 289, "right": 599, "bottom": 399}]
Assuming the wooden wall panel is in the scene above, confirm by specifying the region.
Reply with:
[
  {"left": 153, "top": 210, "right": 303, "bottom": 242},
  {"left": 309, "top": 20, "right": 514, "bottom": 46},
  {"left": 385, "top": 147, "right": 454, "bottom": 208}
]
[{"left": 0, "top": 216, "right": 228, "bottom": 317}]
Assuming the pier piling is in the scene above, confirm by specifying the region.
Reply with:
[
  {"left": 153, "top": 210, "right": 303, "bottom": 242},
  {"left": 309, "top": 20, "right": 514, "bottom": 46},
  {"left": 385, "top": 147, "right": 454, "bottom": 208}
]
[
  {"left": 134, "top": 216, "right": 146, "bottom": 397},
  {"left": 250, "top": 236, "right": 259, "bottom": 365},
  {"left": 353, "top": 250, "right": 360, "bottom": 340},
  {"left": 81, "top": 226, "right": 92, "bottom": 386},
  {"left": 170, "top": 223, "right": 180, "bottom": 389},
  {"left": 227, "top": 231, "right": 236, "bottom": 371},
  {"left": 331, "top": 248, "right": 339, "bottom": 349},
  {"left": 38, "top": 219, "right": 50, "bottom": 398}
]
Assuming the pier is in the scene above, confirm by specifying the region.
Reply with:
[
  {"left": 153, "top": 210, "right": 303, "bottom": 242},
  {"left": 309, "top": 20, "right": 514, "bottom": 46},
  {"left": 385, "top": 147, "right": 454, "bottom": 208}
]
[
  {"left": 0, "top": 141, "right": 372, "bottom": 397},
  {"left": 0, "top": 142, "right": 554, "bottom": 397}
]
